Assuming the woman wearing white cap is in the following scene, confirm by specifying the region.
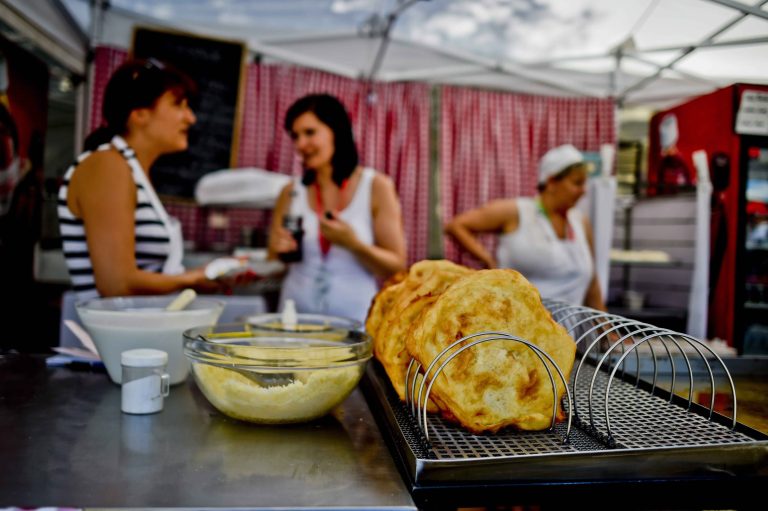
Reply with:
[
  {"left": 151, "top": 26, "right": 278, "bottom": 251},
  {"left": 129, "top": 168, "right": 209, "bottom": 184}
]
[{"left": 445, "top": 144, "right": 605, "bottom": 309}]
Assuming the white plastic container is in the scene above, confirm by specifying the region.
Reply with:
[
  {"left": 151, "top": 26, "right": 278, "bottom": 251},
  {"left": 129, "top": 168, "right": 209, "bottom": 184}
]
[{"left": 121, "top": 349, "right": 170, "bottom": 414}]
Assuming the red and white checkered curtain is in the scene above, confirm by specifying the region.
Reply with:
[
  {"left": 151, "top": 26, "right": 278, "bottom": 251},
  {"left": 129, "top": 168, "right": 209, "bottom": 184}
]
[
  {"left": 238, "top": 64, "right": 431, "bottom": 264},
  {"left": 88, "top": 50, "right": 431, "bottom": 264},
  {"left": 88, "top": 46, "right": 129, "bottom": 132},
  {"left": 440, "top": 85, "right": 615, "bottom": 267}
]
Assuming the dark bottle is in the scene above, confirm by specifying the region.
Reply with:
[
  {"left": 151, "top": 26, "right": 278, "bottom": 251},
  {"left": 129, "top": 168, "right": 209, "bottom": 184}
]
[{"left": 278, "top": 214, "right": 304, "bottom": 263}]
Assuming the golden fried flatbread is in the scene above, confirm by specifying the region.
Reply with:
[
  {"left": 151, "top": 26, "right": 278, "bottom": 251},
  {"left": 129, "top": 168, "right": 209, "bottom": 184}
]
[
  {"left": 382, "top": 269, "right": 407, "bottom": 289},
  {"left": 367, "top": 260, "right": 472, "bottom": 404},
  {"left": 366, "top": 278, "right": 406, "bottom": 360},
  {"left": 405, "top": 269, "right": 575, "bottom": 433}
]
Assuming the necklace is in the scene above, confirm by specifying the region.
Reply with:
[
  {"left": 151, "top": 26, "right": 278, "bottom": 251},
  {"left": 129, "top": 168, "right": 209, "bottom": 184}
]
[
  {"left": 314, "top": 178, "right": 349, "bottom": 256},
  {"left": 535, "top": 196, "right": 573, "bottom": 241}
]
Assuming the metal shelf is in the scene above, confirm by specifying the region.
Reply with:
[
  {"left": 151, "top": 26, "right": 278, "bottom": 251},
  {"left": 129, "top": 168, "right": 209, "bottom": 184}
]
[{"left": 361, "top": 302, "right": 768, "bottom": 509}]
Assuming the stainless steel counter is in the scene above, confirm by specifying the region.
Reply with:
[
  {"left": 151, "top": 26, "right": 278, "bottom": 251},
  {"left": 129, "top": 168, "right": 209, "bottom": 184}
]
[{"left": 0, "top": 354, "right": 415, "bottom": 510}]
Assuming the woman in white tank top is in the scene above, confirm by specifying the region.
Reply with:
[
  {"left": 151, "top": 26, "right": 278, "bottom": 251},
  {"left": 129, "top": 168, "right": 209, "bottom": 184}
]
[
  {"left": 268, "top": 94, "right": 407, "bottom": 323},
  {"left": 445, "top": 144, "right": 605, "bottom": 309}
]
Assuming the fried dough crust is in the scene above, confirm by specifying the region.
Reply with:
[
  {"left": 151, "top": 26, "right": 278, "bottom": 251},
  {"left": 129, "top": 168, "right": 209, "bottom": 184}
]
[
  {"left": 406, "top": 269, "right": 575, "bottom": 433},
  {"left": 366, "top": 260, "right": 472, "bottom": 403}
]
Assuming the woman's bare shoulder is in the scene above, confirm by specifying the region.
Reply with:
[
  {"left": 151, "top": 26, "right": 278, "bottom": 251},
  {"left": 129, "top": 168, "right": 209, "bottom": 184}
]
[
  {"left": 278, "top": 180, "right": 294, "bottom": 196},
  {"left": 69, "top": 149, "right": 133, "bottom": 194},
  {"left": 371, "top": 169, "right": 394, "bottom": 189},
  {"left": 369, "top": 170, "right": 401, "bottom": 218},
  {"left": 370, "top": 170, "right": 398, "bottom": 200},
  {"left": 73, "top": 149, "right": 131, "bottom": 181},
  {"left": 67, "top": 149, "right": 135, "bottom": 217},
  {"left": 484, "top": 198, "right": 518, "bottom": 214},
  {"left": 483, "top": 198, "right": 519, "bottom": 233}
]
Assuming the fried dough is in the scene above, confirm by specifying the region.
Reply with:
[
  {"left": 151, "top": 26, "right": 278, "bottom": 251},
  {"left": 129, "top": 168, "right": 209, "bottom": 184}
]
[
  {"left": 367, "top": 260, "right": 472, "bottom": 403},
  {"left": 405, "top": 269, "right": 575, "bottom": 433},
  {"left": 366, "top": 278, "right": 406, "bottom": 360}
]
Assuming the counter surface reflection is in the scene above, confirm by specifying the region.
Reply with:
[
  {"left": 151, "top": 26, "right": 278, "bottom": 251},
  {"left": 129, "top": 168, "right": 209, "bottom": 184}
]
[{"left": 0, "top": 354, "right": 415, "bottom": 510}]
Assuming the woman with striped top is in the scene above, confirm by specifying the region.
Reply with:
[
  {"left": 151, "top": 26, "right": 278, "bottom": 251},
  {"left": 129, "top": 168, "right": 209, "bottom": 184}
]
[{"left": 58, "top": 59, "right": 220, "bottom": 299}]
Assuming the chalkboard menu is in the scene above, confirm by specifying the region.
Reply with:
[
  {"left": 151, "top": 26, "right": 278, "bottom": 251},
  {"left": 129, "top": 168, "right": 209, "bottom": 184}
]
[{"left": 132, "top": 27, "right": 246, "bottom": 197}]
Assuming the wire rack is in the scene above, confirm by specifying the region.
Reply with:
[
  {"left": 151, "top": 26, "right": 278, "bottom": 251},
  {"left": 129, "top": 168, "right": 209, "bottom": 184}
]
[{"left": 361, "top": 300, "right": 768, "bottom": 485}]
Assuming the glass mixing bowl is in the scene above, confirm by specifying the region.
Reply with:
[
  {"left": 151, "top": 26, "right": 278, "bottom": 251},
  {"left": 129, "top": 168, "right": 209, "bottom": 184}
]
[
  {"left": 243, "top": 312, "right": 361, "bottom": 333},
  {"left": 183, "top": 323, "right": 372, "bottom": 424}
]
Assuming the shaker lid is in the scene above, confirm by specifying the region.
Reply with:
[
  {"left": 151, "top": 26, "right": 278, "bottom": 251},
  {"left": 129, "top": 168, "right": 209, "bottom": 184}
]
[{"left": 121, "top": 348, "right": 168, "bottom": 367}]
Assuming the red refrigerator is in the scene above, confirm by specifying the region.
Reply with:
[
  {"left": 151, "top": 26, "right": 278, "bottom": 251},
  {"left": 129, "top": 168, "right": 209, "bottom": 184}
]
[{"left": 648, "top": 83, "right": 768, "bottom": 353}]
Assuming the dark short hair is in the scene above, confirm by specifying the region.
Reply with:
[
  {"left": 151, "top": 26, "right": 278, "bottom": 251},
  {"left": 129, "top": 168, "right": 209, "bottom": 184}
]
[
  {"left": 84, "top": 58, "right": 197, "bottom": 151},
  {"left": 283, "top": 93, "right": 359, "bottom": 187}
]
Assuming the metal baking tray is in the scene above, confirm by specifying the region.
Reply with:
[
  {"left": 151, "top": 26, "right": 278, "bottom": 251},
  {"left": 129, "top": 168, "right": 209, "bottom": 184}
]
[{"left": 361, "top": 301, "right": 768, "bottom": 495}]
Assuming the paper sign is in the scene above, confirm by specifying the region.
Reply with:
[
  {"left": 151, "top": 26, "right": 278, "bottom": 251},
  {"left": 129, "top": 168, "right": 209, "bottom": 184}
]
[
  {"left": 52, "top": 346, "right": 101, "bottom": 361},
  {"left": 735, "top": 90, "right": 768, "bottom": 135},
  {"left": 63, "top": 319, "right": 99, "bottom": 355}
]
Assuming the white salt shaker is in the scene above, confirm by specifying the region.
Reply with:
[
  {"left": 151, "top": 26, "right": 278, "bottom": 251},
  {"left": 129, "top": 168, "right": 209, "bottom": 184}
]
[{"left": 121, "top": 349, "right": 170, "bottom": 414}]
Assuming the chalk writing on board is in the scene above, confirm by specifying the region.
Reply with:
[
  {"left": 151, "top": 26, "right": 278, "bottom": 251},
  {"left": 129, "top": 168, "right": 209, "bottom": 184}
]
[{"left": 132, "top": 27, "right": 245, "bottom": 197}]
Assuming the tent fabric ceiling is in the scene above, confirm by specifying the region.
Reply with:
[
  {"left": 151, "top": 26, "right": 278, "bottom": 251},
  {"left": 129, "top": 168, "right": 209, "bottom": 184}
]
[
  {"left": 0, "top": 0, "right": 87, "bottom": 73},
  {"left": 3, "top": 0, "right": 768, "bottom": 108}
]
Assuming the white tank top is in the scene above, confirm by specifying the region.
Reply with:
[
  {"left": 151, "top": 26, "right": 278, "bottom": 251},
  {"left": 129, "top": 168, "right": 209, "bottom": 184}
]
[
  {"left": 279, "top": 168, "right": 378, "bottom": 323},
  {"left": 496, "top": 197, "right": 593, "bottom": 305}
]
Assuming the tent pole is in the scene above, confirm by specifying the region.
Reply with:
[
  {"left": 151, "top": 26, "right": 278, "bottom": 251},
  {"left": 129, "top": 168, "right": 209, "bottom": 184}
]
[
  {"left": 611, "top": 46, "right": 622, "bottom": 102},
  {"left": 620, "top": 0, "right": 768, "bottom": 100},
  {"left": 624, "top": 54, "right": 721, "bottom": 85},
  {"left": 73, "top": 70, "right": 87, "bottom": 157},
  {"left": 636, "top": 35, "right": 768, "bottom": 53},
  {"left": 366, "top": 21, "right": 392, "bottom": 84},
  {"left": 403, "top": 38, "right": 601, "bottom": 97},
  {"left": 427, "top": 85, "right": 443, "bottom": 259},
  {"left": 365, "top": 0, "right": 425, "bottom": 83},
  {"left": 89, "top": 0, "right": 106, "bottom": 48},
  {"left": 79, "top": 0, "right": 107, "bottom": 147},
  {"left": 704, "top": 0, "right": 768, "bottom": 19},
  {"left": 530, "top": 34, "right": 768, "bottom": 67},
  {"left": 0, "top": 2, "right": 84, "bottom": 74}
]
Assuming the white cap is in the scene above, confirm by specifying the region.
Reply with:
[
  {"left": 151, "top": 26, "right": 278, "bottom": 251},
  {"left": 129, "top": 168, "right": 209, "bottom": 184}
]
[
  {"left": 538, "top": 144, "right": 584, "bottom": 184},
  {"left": 121, "top": 348, "right": 168, "bottom": 367}
]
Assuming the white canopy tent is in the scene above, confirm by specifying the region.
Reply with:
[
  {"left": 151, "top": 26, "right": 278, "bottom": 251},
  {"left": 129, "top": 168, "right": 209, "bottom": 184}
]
[
  {"left": 3, "top": 0, "right": 765, "bottom": 336},
  {"left": 2, "top": 0, "right": 767, "bottom": 110}
]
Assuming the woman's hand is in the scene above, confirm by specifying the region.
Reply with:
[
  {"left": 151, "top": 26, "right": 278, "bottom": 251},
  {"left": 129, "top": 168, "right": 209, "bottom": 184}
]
[
  {"left": 481, "top": 254, "right": 498, "bottom": 269},
  {"left": 271, "top": 225, "right": 298, "bottom": 257},
  {"left": 319, "top": 213, "right": 358, "bottom": 250},
  {"left": 186, "top": 267, "right": 224, "bottom": 294},
  {"left": 198, "top": 257, "right": 263, "bottom": 293},
  {"left": 444, "top": 199, "right": 517, "bottom": 269},
  {"left": 268, "top": 183, "right": 301, "bottom": 262}
]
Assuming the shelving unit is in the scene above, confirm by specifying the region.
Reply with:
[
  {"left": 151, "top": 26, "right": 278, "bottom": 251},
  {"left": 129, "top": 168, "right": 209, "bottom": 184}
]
[{"left": 608, "top": 195, "right": 697, "bottom": 332}]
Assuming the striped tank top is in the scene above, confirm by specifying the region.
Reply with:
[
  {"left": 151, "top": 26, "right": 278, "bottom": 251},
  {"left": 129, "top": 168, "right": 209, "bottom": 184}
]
[{"left": 58, "top": 135, "right": 179, "bottom": 299}]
